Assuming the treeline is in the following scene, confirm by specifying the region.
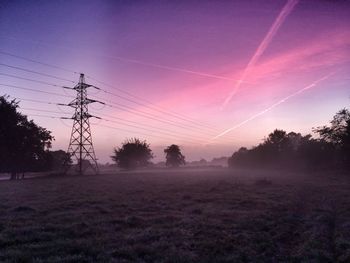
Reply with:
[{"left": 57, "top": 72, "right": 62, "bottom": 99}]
[
  {"left": 228, "top": 109, "right": 350, "bottom": 170},
  {"left": 2, "top": 94, "right": 349, "bottom": 177}
]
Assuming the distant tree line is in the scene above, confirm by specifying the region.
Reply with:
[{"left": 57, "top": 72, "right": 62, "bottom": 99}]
[
  {"left": 9, "top": 96, "right": 350, "bottom": 174},
  {"left": 228, "top": 108, "right": 350, "bottom": 170}
]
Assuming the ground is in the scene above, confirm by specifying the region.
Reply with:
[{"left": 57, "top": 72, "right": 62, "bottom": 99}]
[{"left": 0, "top": 168, "right": 349, "bottom": 262}]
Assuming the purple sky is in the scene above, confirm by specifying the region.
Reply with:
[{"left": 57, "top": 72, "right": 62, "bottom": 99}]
[{"left": 0, "top": 0, "right": 349, "bottom": 163}]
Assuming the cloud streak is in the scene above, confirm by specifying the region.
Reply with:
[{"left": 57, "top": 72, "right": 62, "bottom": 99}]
[
  {"left": 222, "top": 0, "right": 299, "bottom": 108},
  {"left": 213, "top": 72, "right": 334, "bottom": 140}
]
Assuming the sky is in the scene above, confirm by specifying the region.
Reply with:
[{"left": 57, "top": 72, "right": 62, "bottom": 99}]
[{"left": 0, "top": 0, "right": 349, "bottom": 163}]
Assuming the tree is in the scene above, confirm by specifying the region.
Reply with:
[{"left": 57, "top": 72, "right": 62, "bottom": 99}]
[
  {"left": 0, "top": 96, "right": 53, "bottom": 179},
  {"left": 297, "top": 136, "right": 335, "bottom": 169},
  {"left": 314, "top": 109, "right": 350, "bottom": 145},
  {"left": 199, "top": 158, "right": 207, "bottom": 165},
  {"left": 264, "top": 129, "right": 289, "bottom": 153},
  {"left": 111, "top": 138, "right": 153, "bottom": 169},
  {"left": 228, "top": 147, "right": 248, "bottom": 168},
  {"left": 46, "top": 150, "right": 72, "bottom": 171},
  {"left": 164, "top": 144, "right": 186, "bottom": 167},
  {"left": 314, "top": 108, "right": 350, "bottom": 168}
]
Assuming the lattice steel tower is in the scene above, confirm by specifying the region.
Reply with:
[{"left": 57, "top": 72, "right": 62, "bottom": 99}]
[{"left": 65, "top": 73, "right": 102, "bottom": 175}]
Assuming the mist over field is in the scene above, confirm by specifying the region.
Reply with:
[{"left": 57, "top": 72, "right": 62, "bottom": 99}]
[{"left": 1, "top": 168, "right": 349, "bottom": 262}]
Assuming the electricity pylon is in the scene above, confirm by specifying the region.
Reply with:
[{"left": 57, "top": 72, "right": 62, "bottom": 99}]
[{"left": 63, "top": 73, "right": 102, "bottom": 175}]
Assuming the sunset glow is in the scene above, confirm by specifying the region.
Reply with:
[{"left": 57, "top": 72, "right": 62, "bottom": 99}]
[{"left": 0, "top": 0, "right": 349, "bottom": 162}]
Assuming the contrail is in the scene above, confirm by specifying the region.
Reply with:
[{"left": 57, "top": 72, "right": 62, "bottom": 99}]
[
  {"left": 107, "top": 55, "right": 246, "bottom": 82},
  {"left": 0, "top": 36, "right": 245, "bottom": 83},
  {"left": 213, "top": 72, "right": 334, "bottom": 140},
  {"left": 222, "top": 0, "right": 299, "bottom": 108}
]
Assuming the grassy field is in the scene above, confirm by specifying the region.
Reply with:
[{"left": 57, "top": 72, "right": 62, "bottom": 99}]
[{"left": 0, "top": 168, "right": 349, "bottom": 262}]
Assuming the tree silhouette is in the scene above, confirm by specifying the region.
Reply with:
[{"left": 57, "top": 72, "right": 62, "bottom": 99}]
[
  {"left": 0, "top": 96, "right": 53, "bottom": 179},
  {"left": 314, "top": 108, "right": 350, "bottom": 168},
  {"left": 164, "top": 144, "right": 185, "bottom": 167},
  {"left": 111, "top": 138, "right": 153, "bottom": 169},
  {"left": 228, "top": 147, "right": 248, "bottom": 167},
  {"left": 265, "top": 129, "right": 288, "bottom": 147},
  {"left": 314, "top": 109, "right": 350, "bottom": 145},
  {"left": 46, "top": 150, "right": 72, "bottom": 171},
  {"left": 228, "top": 129, "right": 336, "bottom": 170}
]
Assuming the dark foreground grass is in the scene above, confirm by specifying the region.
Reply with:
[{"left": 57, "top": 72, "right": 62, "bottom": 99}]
[{"left": 0, "top": 168, "right": 349, "bottom": 262}]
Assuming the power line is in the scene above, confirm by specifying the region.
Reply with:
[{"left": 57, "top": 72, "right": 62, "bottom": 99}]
[
  {"left": 100, "top": 98, "right": 215, "bottom": 135},
  {"left": 94, "top": 112, "right": 212, "bottom": 142},
  {"left": 0, "top": 53, "right": 237, "bottom": 140},
  {"left": 97, "top": 87, "right": 217, "bottom": 131},
  {"left": 0, "top": 84, "right": 74, "bottom": 98},
  {"left": 0, "top": 50, "right": 79, "bottom": 75},
  {"left": 21, "top": 111, "right": 198, "bottom": 144},
  {"left": 25, "top": 108, "right": 205, "bottom": 143},
  {"left": 101, "top": 118, "right": 206, "bottom": 144},
  {"left": 2, "top": 75, "right": 235, "bottom": 140},
  {"left": 0, "top": 38, "right": 241, "bottom": 82},
  {"left": 0, "top": 51, "right": 220, "bottom": 131},
  {"left": 5, "top": 93, "right": 219, "bottom": 143},
  {"left": 21, "top": 107, "right": 71, "bottom": 115},
  {"left": 18, "top": 105, "right": 207, "bottom": 144},
  {"left": 0, "top": 49, "right": 237, "bottom": 159},
  {"left": 0, "top": 72, "right": 70, "bottom": 88},
  {"left": 8, "top": 94, "right": 213, "bottom": 142},
  {"left": 19, "top": 113, "right": 65, "bottom": 119},
  {"left": 0, "top": 63, "right": 76, "bottom": 83},
  {"left": 8, "top": 95, "right": 75, "bottom": 117},
  {"left": 4, "top": 69, "right": 220, "bottom": 135},
  {"left": 95, "top": 123, "right": 200, "bottom": 145},
  {"left": 87, "top": 76, "right": 218, "bottom": 130},
  {"left": 7, "top": 96, "right": 67, "bottom": 106},
  {"left": 95, "top": 96, "right": 234, "bottom": 139}
]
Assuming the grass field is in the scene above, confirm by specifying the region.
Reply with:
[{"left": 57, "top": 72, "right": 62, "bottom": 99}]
[{"left": 0, "top": 168, "right": 349, "bottom": 262}]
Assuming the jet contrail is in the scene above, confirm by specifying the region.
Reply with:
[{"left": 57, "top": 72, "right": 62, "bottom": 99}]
[
  {"left": 107, "top": 55, "right": 247, "bottom": 82},
  {"left": 0, "top": 36, "right": 245, "bottom": 83},
  {"left": 222, "top": 0, "right": 299, "bottom": 108},
  {"left": 213, "top": 72, "right": 334, "bottom": 140}
]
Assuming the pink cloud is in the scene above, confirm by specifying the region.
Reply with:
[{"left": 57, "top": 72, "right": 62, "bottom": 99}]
[
  {"left": 248, "top": 30, "right": 350, "bottom": 82},
  {"left": 160, "top": 30, "right": 350, "bottom": 108}
]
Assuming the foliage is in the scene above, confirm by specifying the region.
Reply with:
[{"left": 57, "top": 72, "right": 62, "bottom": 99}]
[
  {"left": 111, "top": 138, "right": 153, "bottom": 169},
  {"left": 229, "top": 109, "right": 350, "bottom": 170},
  {"left": 164, "top": 144, "right": 186, "bottom": 167},
  {"left": 314, "top": 108, "right": 350, "bottom": 168},
  {"left": 228, "top": 129, "right": 335, "bottom": 170},
  {"left": 46, "top": 150, "right": 72, "bottom": 171},
  {"left": 314, "top": 109, "right": 350, "bottom": 145},
  {"left": 0, "top": 96, "right": 53, "bottom": 178}
]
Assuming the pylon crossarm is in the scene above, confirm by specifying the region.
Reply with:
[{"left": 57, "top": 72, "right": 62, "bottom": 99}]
[{"left": 86, "top": 98, "right": 105, "bottom": 105}]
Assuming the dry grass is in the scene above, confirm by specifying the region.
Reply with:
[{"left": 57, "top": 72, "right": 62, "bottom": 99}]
[{"left": 0, "top": 168, "right": 349, "bottom": 262}]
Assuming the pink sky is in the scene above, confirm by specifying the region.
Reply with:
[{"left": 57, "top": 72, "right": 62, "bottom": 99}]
[{"left": 0, "top": 0, "right": 349, "bottom": 163}]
